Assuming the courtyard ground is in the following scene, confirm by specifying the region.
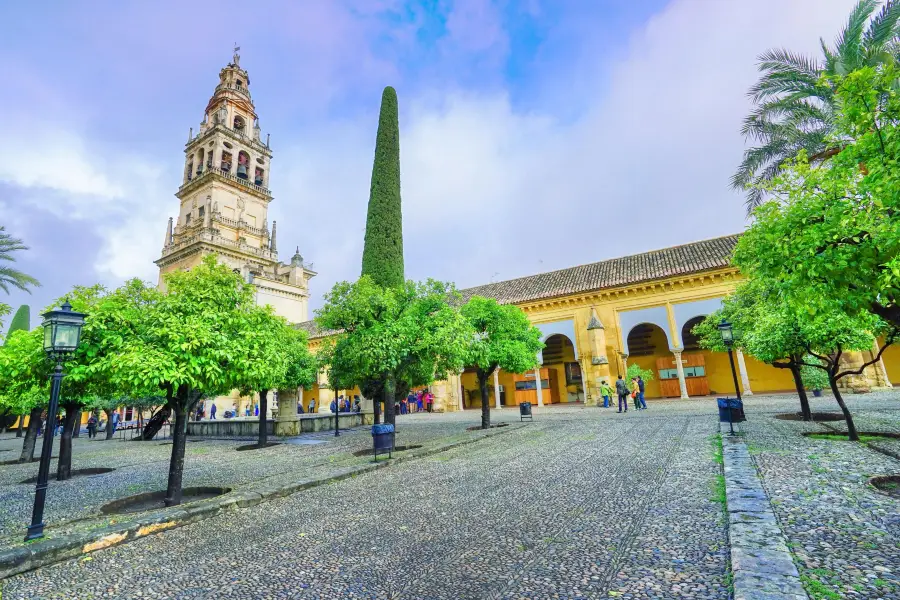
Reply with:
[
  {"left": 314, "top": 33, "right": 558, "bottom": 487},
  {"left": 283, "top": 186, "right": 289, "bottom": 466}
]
[{"left": 0, "top": 392, "right": 898, "bottom": 599}]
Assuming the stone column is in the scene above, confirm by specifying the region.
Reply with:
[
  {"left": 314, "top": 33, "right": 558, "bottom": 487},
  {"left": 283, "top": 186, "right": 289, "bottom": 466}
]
[
  {"left": 534, "top": 368, "right": 545, "bottom": 407},
  {"left": 274, "top": 387, "right": 300, "bottom": 437},
  {"left": 873, "top": 339, "right": 893, "bottom": 388},
  {"left": 673, "top": 349, "right": 689, "bottom": 399},
  {"left": 735, "top": 349, "right": 753, "bottom": 396},
  {"left": 493, "top": 368, "right": 502, "bottom": 409},
  {"left": 458, "top": 370, "right": 465, "bottom": 411}
]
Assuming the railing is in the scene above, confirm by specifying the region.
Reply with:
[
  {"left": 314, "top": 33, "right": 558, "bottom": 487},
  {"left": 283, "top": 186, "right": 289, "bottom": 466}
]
[
  {"left": 178, "top": 167, "right": 270, "bottom": 196},
  {"left": 213, "top": 214, "right": 268, "bottom": 237},
  {"left": 187, "top": 124, "right": 270, "bottom": 152},
  {"left": 214, "top": 83, "right": 251, "bottom": 98},
  {"left": 161, "top": 229, "right": 278, "bottom": 261}
]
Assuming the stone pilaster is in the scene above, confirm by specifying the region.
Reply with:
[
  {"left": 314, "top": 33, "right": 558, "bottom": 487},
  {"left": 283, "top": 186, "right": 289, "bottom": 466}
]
[
  {"left": 735, "top": 349, "right": 753, "bottom": 396},
  {"left": 673, "top": 349, "right": 689, "bottom": 399}
]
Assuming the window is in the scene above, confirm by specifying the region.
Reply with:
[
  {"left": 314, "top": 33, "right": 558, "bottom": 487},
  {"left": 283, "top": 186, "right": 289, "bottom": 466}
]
[
  {"left": 198, "top": 206, "right": 205, "bottom": 218},
  {"left": 514, "top": 379, "right": 549, "bottom": 391},
  {"left": 185, "top": 213, "right": 191, "bottom": 225},
  {"left": 233, "top": 115, "right": 245, "bottom": 133},
  {"left": 565, "top": 362, "right": 582, "bottom": 385},
  {"left": 236, "top": 79, "right": 243, "bottom": 88}
]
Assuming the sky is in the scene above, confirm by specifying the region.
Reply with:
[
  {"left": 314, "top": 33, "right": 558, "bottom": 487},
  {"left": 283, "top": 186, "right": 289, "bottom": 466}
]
[{"left": 0, "top": 0, "right": 859, "bottom": 329}]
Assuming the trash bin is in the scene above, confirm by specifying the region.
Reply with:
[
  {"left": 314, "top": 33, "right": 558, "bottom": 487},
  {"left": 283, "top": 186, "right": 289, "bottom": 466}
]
[
  {"left": 371, "top": 423, "right": 395, "bottom": 460},
  {"left": 519, "top": 402, "right": 533, "bottom": 422},
  {"left": 716, "top": 398, "right": 746, "bottom": 423}
]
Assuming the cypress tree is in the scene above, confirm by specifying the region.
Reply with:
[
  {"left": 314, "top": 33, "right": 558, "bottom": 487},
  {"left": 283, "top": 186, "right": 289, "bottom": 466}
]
[
  {"left": 5, "top": 304, "right": 30, "bottom": 340},
  {"left": 361, "top": 86, "right": 404, "bottom": 288}
]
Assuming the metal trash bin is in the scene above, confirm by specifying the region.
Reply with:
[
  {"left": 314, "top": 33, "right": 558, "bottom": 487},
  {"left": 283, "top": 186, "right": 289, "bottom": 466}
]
[
  {"left": 716, "top": 397, "right": 746, "bottom": 423},
  {"left": 372, "top": 423, "right": 395, "bottom": 460},
  {"left": 519, "top": 402, "right": 533, "bottom": 422}
]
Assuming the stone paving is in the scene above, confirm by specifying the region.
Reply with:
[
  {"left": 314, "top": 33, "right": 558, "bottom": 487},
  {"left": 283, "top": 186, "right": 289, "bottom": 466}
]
[{"left": 0, "top": 392, "right": 898, "bottom": 599}]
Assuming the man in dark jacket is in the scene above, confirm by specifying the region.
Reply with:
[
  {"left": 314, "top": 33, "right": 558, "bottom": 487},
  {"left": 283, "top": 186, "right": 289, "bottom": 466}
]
[
  {"left": 615, "top": 376, "right": 629, "bottom": 413},
  {"left": 637, "top": 376, "right": 647, "bottom": 409}
]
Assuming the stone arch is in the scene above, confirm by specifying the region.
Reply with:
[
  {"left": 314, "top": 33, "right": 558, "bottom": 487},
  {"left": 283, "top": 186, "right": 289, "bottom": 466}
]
[
  {"left": 625, "top": 323, "right": 671, "bottom": 398},
  {"left": 619, "top": 306, "right": 671, "bottom": 354},
  {"left": 681, "top": 316, "right": 707, "bottom": 352},
  {"left": 540, "top": 333, "right": 585, "bottom": 403}
]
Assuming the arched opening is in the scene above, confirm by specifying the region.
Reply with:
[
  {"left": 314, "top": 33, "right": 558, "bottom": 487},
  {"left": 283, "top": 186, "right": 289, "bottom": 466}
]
[
  {"left": 237, "top": 151, "right": 250, "bottom": 179},
  {"left": 681, "top": 316, "right": 705, "bottom": 352},
  {"left": 186, "top": 159, "right": 194, "bottom": 181},
  {"left": 541, "top": 334, "right": 584, "bottom": 403},
  {"left": 233, "top": 115, "right": 245, "bottom": 134},
  {"left": 196, "top": 149, "right": 205, "bottom": 175},
  {"left": 254, "top": 166, "right": 265, "bottom": 186},
  {"left": 626, "top": 323, "right": 670, "bottom": 398},
  {"left": 220, "top": 151, "right": 233, "bottom": 173}
]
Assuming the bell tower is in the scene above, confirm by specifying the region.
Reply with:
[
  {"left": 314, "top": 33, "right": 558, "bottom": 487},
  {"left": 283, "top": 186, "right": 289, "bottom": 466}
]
[{"left": 155, "top": 49, "right": 315, "bottom": 323}]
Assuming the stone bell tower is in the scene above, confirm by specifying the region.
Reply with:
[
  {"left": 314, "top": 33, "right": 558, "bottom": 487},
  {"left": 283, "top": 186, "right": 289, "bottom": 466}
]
[{"left": 155, "top": 48, "right": 315, "bottom": 323}]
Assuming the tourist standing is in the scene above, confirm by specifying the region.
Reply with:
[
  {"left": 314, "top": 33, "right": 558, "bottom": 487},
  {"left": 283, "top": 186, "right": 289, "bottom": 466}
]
[
  {"left": 87, "top": 413, "right": 98, "bottom": 438},
  {"left": 637, "top": 376, "right": 647, "bottom": 409},
  {"left": 630, "top": 378, "right": 641, "bottom": 410},
  {"left": 425, "top": 390, "right": 434, "bottom": 412},
  {"left": 416, "top": 390, "right": 424, "bottom": 413},
  {"left": 210, "top": 402, "right": 217, "bottom": 420},
  {"left": 308, "top": 398, "right": 315, "bottom": 413},
  {"left": 615, "top": 376, "right": 629, "bottom": 413},
  {"left": 600, "top": 381, "right": 612, "bottom": 408},
  {"left": 330, "top": 397, "right": 337, "bottom": 414}
]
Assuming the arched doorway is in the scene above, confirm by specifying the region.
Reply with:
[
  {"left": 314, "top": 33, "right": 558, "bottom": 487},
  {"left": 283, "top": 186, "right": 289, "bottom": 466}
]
[
  {"left": 626, "top": 324, "right": 670, "bottom": 398},
  {"left": 541, "top": 334, "right": 584, "bottom": 403}
]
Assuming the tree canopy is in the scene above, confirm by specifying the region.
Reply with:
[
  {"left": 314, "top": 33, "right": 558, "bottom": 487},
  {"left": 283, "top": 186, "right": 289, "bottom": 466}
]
[{"left": 460, "top": 296, "right": 542, "bottom": 429}]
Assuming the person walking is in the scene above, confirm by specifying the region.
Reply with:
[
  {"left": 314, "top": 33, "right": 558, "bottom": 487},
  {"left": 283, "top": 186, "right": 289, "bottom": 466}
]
[
  {"left": 308, "top": 398, "right": 315, "bottom": 413},
  {"left": 111, "top": 410, "right": 120, "bottom": 432},
  {"left": 416, "top": 390, "right": 424, "bottom": 413},
  {"left": 615, "top": 375, "right": 629, "bottom": 413},
  {"left": 630, "top": 378, "right": 641, "bottom": 410},
  {"left": 600, "top": 381, "right": 613, "bottom": 408},
  {"left": 210, "top": 403, "right": 217, "bottom": 420},
  {"left": 330, "top": 397, "right": 337, "bottom": 414},
  {"left": 86, "top": 413, "right": 98, "bottom": 439},
  {"left": 425, "top": 390, "right": 434, "bottom": 413},
  {"left": 637, "top": 376, "right": 647, "bottom": 409}
]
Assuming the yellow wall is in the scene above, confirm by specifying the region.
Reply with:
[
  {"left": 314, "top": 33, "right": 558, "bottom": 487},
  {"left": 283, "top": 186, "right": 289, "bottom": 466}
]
[
  {"left": 880, "top": 337, "right": 900, "bottom": 384},
  {"left": 628, "top": 325, "right": 668, "bottom": 399},
  {"left": 743, "top": 353, "right": 796, "bottom": 393}
]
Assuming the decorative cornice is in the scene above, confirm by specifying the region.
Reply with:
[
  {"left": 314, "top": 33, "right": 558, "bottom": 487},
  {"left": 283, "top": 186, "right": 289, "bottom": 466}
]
[{"left": 177, "top": 164, "right": 272, "bottom": 202}]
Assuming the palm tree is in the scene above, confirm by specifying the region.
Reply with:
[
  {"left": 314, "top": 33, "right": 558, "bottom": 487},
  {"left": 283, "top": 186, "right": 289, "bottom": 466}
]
[
  {"left": 0, "top": 226, "right": 40, "bottom": 294},
  {"left": 734, "top": 0, "right": 900, "bottom": 212}
]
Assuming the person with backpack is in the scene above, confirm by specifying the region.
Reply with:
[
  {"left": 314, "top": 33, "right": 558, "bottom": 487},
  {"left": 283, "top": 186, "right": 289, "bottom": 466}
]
[
  {"left": 615, "top": 376, "right": 629, "bottom": 413},
  {"left": 631, "top": 377, "right": 641, "bottom": 410}
]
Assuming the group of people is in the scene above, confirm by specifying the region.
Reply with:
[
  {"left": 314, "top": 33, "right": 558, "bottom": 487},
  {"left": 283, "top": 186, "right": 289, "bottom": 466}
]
[
  {"left": 598, "top": 375, "right": 648, "bottom": 413},
  {"left": 399, "top": 389, "right": 434, "bottom": 414},
  {"left": 330, "top": 395, "right": 361, "bottom": 414}
]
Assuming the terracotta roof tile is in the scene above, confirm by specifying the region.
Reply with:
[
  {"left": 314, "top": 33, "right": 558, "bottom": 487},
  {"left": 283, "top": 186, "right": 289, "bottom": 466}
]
[{"left": 458, "top": 234, "right": 739, "bottom": 305}]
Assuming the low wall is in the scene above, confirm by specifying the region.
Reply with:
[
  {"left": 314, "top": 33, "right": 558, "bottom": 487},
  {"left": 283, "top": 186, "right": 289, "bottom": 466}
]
[
  {"left": 187, "top": 419, "right": 273, "bottom": 438},
  {"left": 187, "top": 414, "right": 374, "bottom": 437}
]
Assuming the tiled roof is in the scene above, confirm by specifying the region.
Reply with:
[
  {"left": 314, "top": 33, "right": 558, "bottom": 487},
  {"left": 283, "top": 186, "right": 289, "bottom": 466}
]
[
  {"left": 296, "top": 234, "right": 740, "bottom": 338},
  {"left": 458, "top": 234, "right": 740, "bottom": 305}
]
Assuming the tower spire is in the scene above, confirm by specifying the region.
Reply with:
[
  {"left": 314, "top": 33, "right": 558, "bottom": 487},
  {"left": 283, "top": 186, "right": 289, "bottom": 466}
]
[{"left": 270, "top": 220, "right": 277, "bottom": 253}]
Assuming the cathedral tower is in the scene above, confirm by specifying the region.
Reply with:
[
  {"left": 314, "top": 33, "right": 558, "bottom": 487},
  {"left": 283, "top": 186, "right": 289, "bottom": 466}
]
[{"left": 155, "top": 49, "right": 315, "bottom": 323}]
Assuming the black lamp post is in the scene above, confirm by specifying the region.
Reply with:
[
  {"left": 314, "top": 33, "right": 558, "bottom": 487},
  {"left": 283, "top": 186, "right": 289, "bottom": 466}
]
[
  {"left": 334, "top": 392, "right": 340, "bottom": 438},
  {"left": 25, "top": 301, "right": 86, "bottom": 542},
  {"left": 718, "top": 319, "right": 741, "bottom": 435}
]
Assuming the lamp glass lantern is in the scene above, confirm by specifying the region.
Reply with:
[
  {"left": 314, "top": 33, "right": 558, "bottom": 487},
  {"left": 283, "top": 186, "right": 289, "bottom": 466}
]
[
  {"left": 41, "top": 301, "right": 86, "bottom": 357},
  {"left": 717, "top": 319, "right": 734, "bottom": 347}
]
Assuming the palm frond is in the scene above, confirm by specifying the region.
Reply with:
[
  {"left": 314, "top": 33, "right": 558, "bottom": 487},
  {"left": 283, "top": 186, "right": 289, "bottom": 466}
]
[
  {"left": 756, "top": 48, "right": 821, "bottom": 78},
  {"left": 749, "top": 72, "right": 824, "bottom": 103},
  {"left": 0, "top": 267, "right": 40, "bottom": 294},
  {"left": 834, "top": 0, "right": 880, "bottom": 72},
  {"left": 864, "top": 0, "right": 900, "bottom": 50}
]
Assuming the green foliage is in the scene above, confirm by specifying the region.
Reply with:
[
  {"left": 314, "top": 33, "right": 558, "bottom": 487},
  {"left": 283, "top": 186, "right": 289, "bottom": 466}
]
[
  {"left": 0, "top": 327, "right": 48, "bottom": 416},
  {"left": 460, "top": 296, "right": 542, "bottom": 375},
  {"left": 625, "top": 363, "right": 654, "bottom": 382},
  {"left": 800, "top": 355, "right": 831, "bottom": 390},
  {"left": 734, "top": 1, "right": 900, "bottom": 211},
  {"left": 88, "top": 256, "right": 260, "bottom": 402},
  {"left": 0, "top": 226, "right": 40, "bottom": 294},
  {"left": 5, "top": 304, "right": 30, "bottom": 340},
  {"left": 316, "top": 276, "right": 470, "bottom": 393},
  {"left": 361, "top": 86, "right": 404, "bottom": 288},
  {"left": 735, "top": 65, "right": 900, "bottom": 330}
]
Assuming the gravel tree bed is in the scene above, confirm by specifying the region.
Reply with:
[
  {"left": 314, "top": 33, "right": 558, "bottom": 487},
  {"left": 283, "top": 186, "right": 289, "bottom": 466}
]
[{"left": 742, "top": 412, "right": 900, "bottom": 599}]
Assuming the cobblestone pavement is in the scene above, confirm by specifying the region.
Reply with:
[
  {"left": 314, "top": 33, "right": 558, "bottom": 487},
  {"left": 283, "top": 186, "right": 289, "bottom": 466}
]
[
  {"left": 2, "top": 392, "right": 898, "bottom": 599},
  {"left": 737, "top": 396, "right": 900, "bottom": 600},
  {"left": 2, "top": 403, "right": 731, "bottom": 599}
]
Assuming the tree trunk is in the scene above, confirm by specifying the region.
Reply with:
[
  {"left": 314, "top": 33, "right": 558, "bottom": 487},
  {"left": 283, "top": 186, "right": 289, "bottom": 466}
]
[
  {"left": 72, "top": 410, "right": 82, "bottom": 438},
  {"left": 383, "top": 376, "right": 396, "bottom": 427},
  {"left": 16, "top": 415, "right": 24, "bottom": 437},
  {"left": 56, "top": 405, "right": 79, "bottom": 481},
  {"left": 373, "top": 394, "right": 382, "bottom": 425},
  {"left": 830, "top": 376, "right": 859, "bottom": 441},
  {"left": 141, "top": 406, "right": 171, "bottom": 440},
  {"left": 19, "top": 407, "right": 43, "bottom": 462},
  {"left": 165, "top": 400, "right": 189, "bottom": 507},
  {"left": 478, "top": 370, "right": 491, "bottom": 429},
  {"left": 104, "top": 409, "right": 115, "bottom": 440},
  {"left": 258, "top": 389, "right": 269, "bottom": 448},
  {"left": 788, "top": 361, "right": 812, "bottom": 421}
]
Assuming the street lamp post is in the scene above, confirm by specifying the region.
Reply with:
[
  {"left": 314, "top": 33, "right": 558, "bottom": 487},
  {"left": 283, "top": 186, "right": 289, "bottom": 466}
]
[
  {"left": 718, "top": 319, "right": 741, "bottom": 436},
  {"left": 25, "top": 301, "right": 86, "bottom": 542},
  {"left": 334, "top": 392, "right": 340, "bottom": 438}
]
